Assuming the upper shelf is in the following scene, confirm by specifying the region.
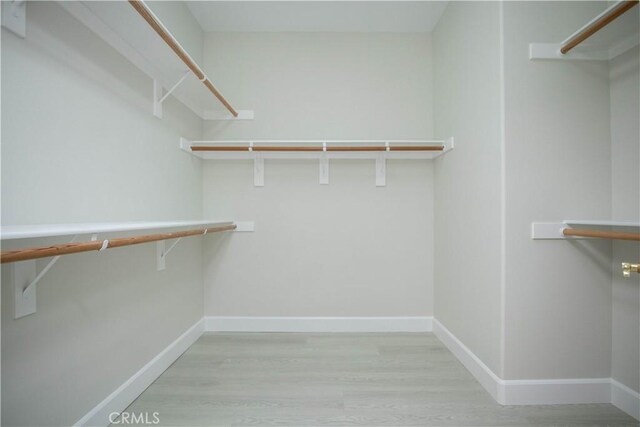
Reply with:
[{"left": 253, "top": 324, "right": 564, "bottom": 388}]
[
  {"left": 58, "top": 1, "right": 248, "bottom": 120},
  {"left": 0, "top": 220, "right": 233, "bottom": 241},
  {"left": 530, "top": 0, "right": 639, "bottom": 61}
]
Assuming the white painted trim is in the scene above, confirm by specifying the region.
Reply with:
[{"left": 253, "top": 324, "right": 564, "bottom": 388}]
[
  {"left": 205, "top": 316, "right": 433, "bottom": 332},
  {"left": 502, "top": 377, "right": 611, "bottom": 406},
  {"left": 612, "top": 379, "right": 640, "bottom": 421},
  {"left": 433, "top": 319, "right": 505, "bottom": 403},
  {"left": 433, "top": 319, "right": 618, "bottom": 409},
  {"left": 74, "top": 319, "right": 205, "bottom": 427}
]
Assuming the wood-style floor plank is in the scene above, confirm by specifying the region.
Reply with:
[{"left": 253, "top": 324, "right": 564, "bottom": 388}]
[{"left": 120, "top": 332, "right": 638, "bottom": 427}]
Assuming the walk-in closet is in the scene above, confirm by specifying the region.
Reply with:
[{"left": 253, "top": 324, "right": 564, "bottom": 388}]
[{"left": 1, "top": 1, "right": 639, "bottom": 426}]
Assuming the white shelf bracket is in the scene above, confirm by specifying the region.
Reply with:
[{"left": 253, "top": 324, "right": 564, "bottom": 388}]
[
  {"left": 531, "top": 223, "right": 585, "bottom": 240},
  {"left": 156, "top": 237, "right": 182, "bottom": 271},
  {"left": 376, "top": 150, "right": 387, "bottom": 187},
  {"left": 443, "top": 137, "right": 455, "bottom": 153},
  {"left": 254, "top": 149, "right": 264, "bottom": 187},
  {"left": 1, "top": 0, "right": 27, "bottom": 38},
  {"left": 13, "top": 234, "right": 78, "bottom": 319},
  {"left": 12, "top": 261, "right": 36, "bottom": 319},
  {"left": 153, "top": 79, "right": 163, "bottom": 119},
  {"left": 153, "top": 71, "right": 191, "bottom": 119},
  {"left": 234, "top": 221, "right": 255, "bottom": 232},
  {"left": 319, "top": 143, "right": 329, "bottom": 185}
]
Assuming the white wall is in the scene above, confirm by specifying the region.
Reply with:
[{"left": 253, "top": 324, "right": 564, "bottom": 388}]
[
  {"left": 1, "top": 2, "right": 203, "bottom": 224},
  {"left": 502, "top": 1, "right": 613, "bottom": 380},
  {"left": 610, "top": 47, "right": 640, "bottom": 394},
  {"left": 1, "top": 2, "right": 204, "bottom": 425},
  {"left": 200, "top": 32, "right": 435, "bottom": 317},
  {"left": 432, "top": 1, "right": 504, "bottom": 376},
  {"left": 202, "top": 32, "right": 433, "bottom": 140}
]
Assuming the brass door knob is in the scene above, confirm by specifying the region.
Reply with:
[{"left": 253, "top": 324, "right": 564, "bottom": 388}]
[{"left": 621, "top": 263, "right": 640, "bottom": 278}]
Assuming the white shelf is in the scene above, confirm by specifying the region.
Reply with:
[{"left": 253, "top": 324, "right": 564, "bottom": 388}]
[
  {"left": 532, "top": 220, "right": 640, "bottom": 239},
  {"left": 182, "top": 138, "right": 454, "bottom": 160},
  {"left": 58, "top": 1, "right": 247, "bottom": 120},
  {"left": 2, "top": 219, "right": 253, "bottom": 320},
  {"left": 530, "top": 2, "right": 639, "bottom": 61},
  {"left": 0, "top": 220, "right": 233, "bottom": 241}
]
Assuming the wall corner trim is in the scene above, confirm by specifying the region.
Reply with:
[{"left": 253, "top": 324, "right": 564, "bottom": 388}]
[
  {"left": 433, "top": 318, "right": 638, "bottom": 420},
  {"left": 204, "top": 316, "right": 433, "bottom": 333},
  {"left": 74, "top": 318, "right": 205, "bottom": 427}
]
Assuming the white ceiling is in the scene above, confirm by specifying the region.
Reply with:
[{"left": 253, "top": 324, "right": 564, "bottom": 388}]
[{"left": 185, "top": 1, "right": 449, "bottom": 33}]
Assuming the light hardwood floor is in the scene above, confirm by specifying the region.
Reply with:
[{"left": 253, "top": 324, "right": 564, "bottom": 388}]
[{"left": 122, "top": 333, "right": 638, "bottom": 426}]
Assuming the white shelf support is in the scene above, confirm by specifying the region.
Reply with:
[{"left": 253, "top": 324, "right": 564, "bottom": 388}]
[
  {"left": 13, "top": 235, "right": 78, "bottom": 319},
  {"left": 153, "top": 71, "right": 192, "bottom": 119},
  {"left": 376, "top": 152, "right": 387, "bottom": 187},
  {"left": 443, "top": 137, "right": 455, "bottom": 153},
  {"left": 1, "top": 0, "right": 26, "bottom": 38},
  {"left": 234, "top": 221, "right": 255, "bottom": 232},
  {"left": 156, "top": 237, "right": 182, "bottom": 271},
  {"left": 12, "top": 261, "right": 36, "bottom": 319},
  {"left": 254, "top": 151, "right": 264, "bottom": 187},
  {"left": 531, "top": 223, "right": 578, "bottom": 240},
  {"left": 153, "top": 79, "right": 163, "bottom": 119},
  {"left": 319, "top": 144, "right": 329, "bottom": 185}
]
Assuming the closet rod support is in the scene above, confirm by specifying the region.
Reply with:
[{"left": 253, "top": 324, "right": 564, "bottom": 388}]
[
  {"left": 153, "top": 71, "right": 191, "bottom": 118},
  {"left": 23, "top": 235, "right": 79, "bottom": 295},
  {"left": 156, "top": 237, "right": 182, "bottom": 271},
  {"left": 13, "top": 235, "right": 78, "bottom": 319}
]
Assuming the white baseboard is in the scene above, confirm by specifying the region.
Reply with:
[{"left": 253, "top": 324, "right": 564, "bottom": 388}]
[
  {"left": 432, "top": 319, "right": 505, "bottom": 403},
  {"left": 205, "top": 316, "right": 433, "bottom": 332},
  {"left": 612, "top": 379, "right": 640, "bottom": 421},
  {"left": 502, "top": 378, "right": 611, "bottom": 406},
  {"left": 74, "top": 319, "right": 205, "bottom": 427},
  {"left": 433, "top": 318, "right": 635, "bottom": 418}
]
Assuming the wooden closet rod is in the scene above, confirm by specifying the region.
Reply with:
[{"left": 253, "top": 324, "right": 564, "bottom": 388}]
[
  {"left": 0, "top": 224, "right": 237, "bottom": 264},
  {"left": 191, "top": 145, "right": 445, "bottom": 152},
  {"left": 128, "top": 0, "right": 239, "bottom": 117},
  {"left": 562, "top": 228, "right": 640, "bottom": 241},
  {"left": 561, "top": 0, "right": 639, "bottom": 54}
]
